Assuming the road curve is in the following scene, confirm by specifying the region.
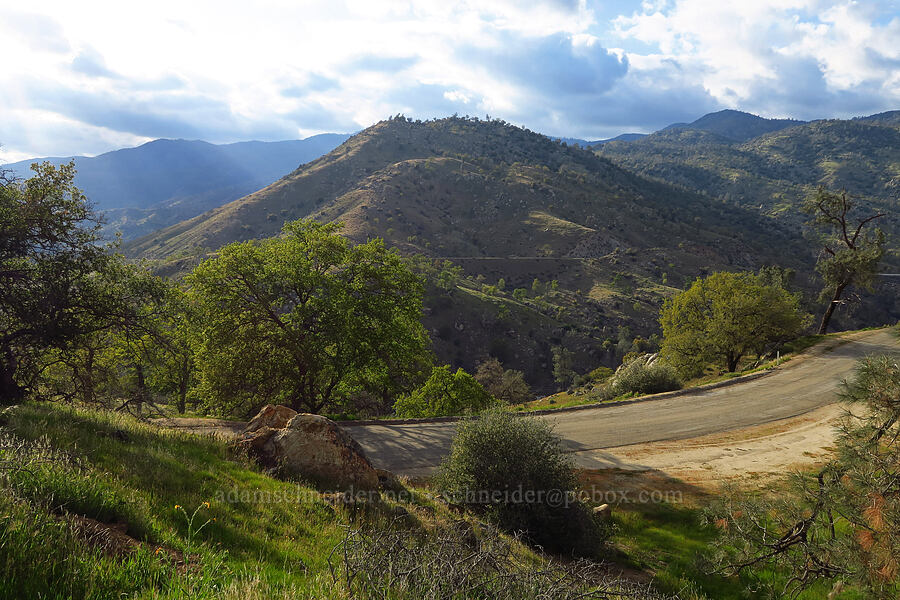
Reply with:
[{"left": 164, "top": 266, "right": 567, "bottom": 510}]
[{"left": 341, "top": 329, "right": 900, "bottom": 476}]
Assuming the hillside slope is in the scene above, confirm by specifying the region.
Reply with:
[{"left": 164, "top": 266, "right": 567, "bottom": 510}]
[
  {"left": 6, "top": 135, "right": 350, "bottom": 240},
  {"left": 127, "top": 117, "right": 821, "bottom": 390},
  {"left": 598, "top": 118, "right": 900, "bottom": 226}
]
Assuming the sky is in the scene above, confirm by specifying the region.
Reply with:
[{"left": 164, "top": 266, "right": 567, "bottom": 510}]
[{"left": 1, "top": 0, "right": 899, "bottom": 162}]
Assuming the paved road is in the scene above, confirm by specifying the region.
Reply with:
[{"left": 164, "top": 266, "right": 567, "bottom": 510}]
[{"left": 341, "top": 329, "right": 899, "bottom": 476}]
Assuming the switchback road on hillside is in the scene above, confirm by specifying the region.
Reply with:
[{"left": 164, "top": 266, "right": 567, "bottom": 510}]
[{"left": 341, "top": 329, "right": 900, "bottom": 477}]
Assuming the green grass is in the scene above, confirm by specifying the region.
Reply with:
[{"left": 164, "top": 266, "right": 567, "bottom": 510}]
[
  {"left": 607, "top": 492, "right": 873, "bottom": 600},
  {"left": 0, "top": 403, "right": 373, "bottom": 598}
]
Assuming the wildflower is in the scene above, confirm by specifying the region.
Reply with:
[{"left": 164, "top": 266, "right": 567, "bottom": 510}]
[
  {"left": 174, "top": 504, "right": 181, "bottom": 509},
  {"left": 203, "top": 501, "right": 210, "bottom": 509}
]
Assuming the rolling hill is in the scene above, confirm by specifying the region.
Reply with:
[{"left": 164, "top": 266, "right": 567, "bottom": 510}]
[
  {"left": 128, "top": 116, "right": 825, "bottom": 390},
  {"left": 5, "top": 134, "right": 350, "bottom": 240},
  {"left": 598, "top": 115, "right": 900, "bottom": 222}
]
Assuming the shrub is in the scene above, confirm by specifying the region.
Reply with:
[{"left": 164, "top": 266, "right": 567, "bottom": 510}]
[
  {"left": 610, "top": 357, "right": 681, "bottom": 396},
  {"left": 393, "top": 366, "right": 494, "bottom": 418},
  {"left": 474, "top": 358, "right": 532, "bottom": 404},
  {"left": 333, "top": 520, "right": 670, "bottom": 599},
  {"left": 434, "top": 410, "right": 606, "bottom": 556},
  {"left": 593, "top": 357, "right": 681, "bottom": 401},
  {"left": 587, "top": 366, "right": 614, "bottom": 383}
]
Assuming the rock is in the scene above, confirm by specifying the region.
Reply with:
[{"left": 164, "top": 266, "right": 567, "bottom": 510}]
[
  {"left": 236, "top": 413, "right": 379, "bottom": 492},
  {"left": 233, "top": 427, "right": 279, "bottom": 467},
  {"left": 593, "top": 503, "right": 612, "bottom": 520},
  {"left": 244, "top": 404, "right": 298, "bottom": 434}
]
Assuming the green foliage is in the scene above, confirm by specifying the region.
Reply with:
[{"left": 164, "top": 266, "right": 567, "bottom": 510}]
[
  {"left": 705, "top": 355, "right": 900, "bottom": 597},
  {"left": 600, "top": 357, "right": 681, "bottom": 399},
  {"left": 587, "top": 366, "right": 614, "bottom": 382},
  {"left": 186, "top": 219, "right": 431, "bottom": 417},
  {"left": 512, "top": 288, "right": 528, "bottom": 301},
  {"left": 551, "top": 346, "right": 576, "bottom": 388},
  {"left": 660, "top": 271, "right": 809, "bottom": 377},
  {"left": 37, "top": 265, "right": 171, "bottom": 409},
  {"left": 0, "top": 162, "right": 165, "bottom": 404},
  {"left": 435, "top": 260, "right": 463, "bottom": 291},
  {"left": 434, "top": 410, "right": 605, "bottom": 556},
  {"left": 474, "top": 357, "right": 532, "bottom": 404},
  {"left": 393, "top": 365, "right": 494, "bottom": 418}
]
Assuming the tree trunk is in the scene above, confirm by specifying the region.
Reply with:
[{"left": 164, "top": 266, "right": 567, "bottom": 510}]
[
  {"left": 818, "top": 283, "right": 847, "bottom": 335},
  {"left": 0, "top": 365, "right": 23, "bottom": 405},
  {"left": 177, "top": 355, "right": 189, "bottom": 414},
  {"left": 726, "top": 354, "right": 740, "bottom": 373},
  {"left": 80, "top": 346, "right": 96, "bottom": 404},
  {"left": 135, "top": 363, "right": 147, "bottom": 415},
  {"left": 0, "top": 345, "right": 23, "bottom": 405}
]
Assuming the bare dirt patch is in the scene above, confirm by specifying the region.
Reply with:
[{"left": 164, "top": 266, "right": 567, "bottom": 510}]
[{"left": 576, "top": 403, "right": 844, "bottom": 492}]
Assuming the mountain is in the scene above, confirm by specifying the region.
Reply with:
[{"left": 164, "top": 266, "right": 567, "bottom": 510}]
[
  {"left": 855, "top": 110, "right": 900, "bottom": 126},
  {"left": 591, "top": 133, "right": 647, "bottom": 145},
  {"left": 661, "top": 109, "right": 807, "bottom": 142},
  {"left": 5, "top": 135, "right": 350, "bottom": 240},
  {"left": 597, "top": 112, "right": 900, "bottom": 331},
  {"left": 598, "top": 116, "right": 900, "bottom": 226},
  {"left": 128, "top": 116, "right": 815, "bottom": 390},
  {"left": 554, "top": 133, "right": 648, "bottom": 147}
]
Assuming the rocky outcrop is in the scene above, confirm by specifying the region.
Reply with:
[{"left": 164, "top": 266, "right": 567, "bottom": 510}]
[
  {"left": 235, "top": 409, "right": 379, "bottom": 492},
  {"left": 244, "top": 404, "right": 298, "bottom": 434}
]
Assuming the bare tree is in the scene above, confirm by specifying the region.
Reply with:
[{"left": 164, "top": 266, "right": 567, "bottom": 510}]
[{"left": 803, "top": 188, "right": 885, "bottom": 334}]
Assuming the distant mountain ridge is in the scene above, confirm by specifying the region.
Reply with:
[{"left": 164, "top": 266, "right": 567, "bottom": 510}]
[
  {"left": 5, "top": 135, "right": 350, "bottom": 240},
  {"left": 662, "top": 109, "right": 807, "bottom": 142},
  {"left": 598, "top": 112, "right": 900, "bottom": 219}
]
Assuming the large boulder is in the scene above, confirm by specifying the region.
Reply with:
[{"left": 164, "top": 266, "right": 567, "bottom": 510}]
[
  {"left": 244, "top": 404, "right": 298, "bottom": 434},
  {"left": 236, "top": 413, "right": 379, "bottom": 492}
]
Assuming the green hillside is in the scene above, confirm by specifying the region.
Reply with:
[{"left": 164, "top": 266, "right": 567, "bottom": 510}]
[{"left": 598, "top": 118, "right": 900, "bottom": 228}]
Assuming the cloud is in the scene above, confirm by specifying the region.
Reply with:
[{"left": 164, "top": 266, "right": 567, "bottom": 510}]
[
  {"left": 22, "top": 79, "right": 298, "bottom": 142},
  {"left": 344, "top": 55, "right": 419, "bottom": 73},
  {"left": 612, "top": 0, "right": 900, "bottom": 119},
  {"left": 1, "top": 11, "right": 70, "bottom": 53},
  {"left": 461, "top": 32, "right": 628, "bottom": 95},
  {"left": 1, "top": 0, "right": 898, "bottom": 159},
  {"left": 71, "top": 47, "right": 119, "bottom": 78}
]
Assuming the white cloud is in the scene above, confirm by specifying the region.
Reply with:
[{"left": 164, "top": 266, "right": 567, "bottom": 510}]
[
  {"left": 0, "top": 0, "right": 898, "bottom": 159},
  {"left": 612, "top": 0, "right": 900, "bottom": 118}
]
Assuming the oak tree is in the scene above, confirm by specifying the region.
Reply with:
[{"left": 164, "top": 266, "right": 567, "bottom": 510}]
[
  {"left": 186, "top": 220, "right": 430, "bottom": 416},
  {"left": 660, "top": 271, "right": 808, "bottom": 377}
]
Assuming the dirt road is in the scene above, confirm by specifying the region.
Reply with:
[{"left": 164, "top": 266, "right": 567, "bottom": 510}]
[{"left": 342, "top": 329, "right": 899, "bottom": 477}]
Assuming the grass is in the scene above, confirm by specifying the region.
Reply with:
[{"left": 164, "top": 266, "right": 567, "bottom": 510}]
[
  {"left": 0, "top": 403, "right": 429, "bottom": 598},
  {"left": 582, "top": 469, "right": 874, "bottom": 600}
]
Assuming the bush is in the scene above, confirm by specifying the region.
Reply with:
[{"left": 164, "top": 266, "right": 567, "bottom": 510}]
[
  {"left": 393, "top": 366, "right": 494, "bottom": 418},
  {"left": 611, "top": 357, "right": 681, "bottom": 396},
  {"left": 434, "top": 410, "right": 606, "bottom": 556},
  {"left": 594, "top": 357, "right": 681, "bottom": 401},
  {"left": 333, "top": 520, "right": 670, "bottom": 599}
]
